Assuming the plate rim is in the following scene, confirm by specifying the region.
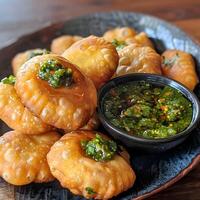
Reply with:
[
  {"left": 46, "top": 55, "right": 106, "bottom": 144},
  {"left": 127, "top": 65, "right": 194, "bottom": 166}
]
[{"left": 134, "top": 154, "right": 200, "bottom": 200}]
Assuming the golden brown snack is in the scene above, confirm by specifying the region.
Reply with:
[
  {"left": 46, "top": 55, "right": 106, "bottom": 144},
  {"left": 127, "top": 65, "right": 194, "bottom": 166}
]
[
  {"left": 104, "top": 27, "right": 153, "bottom": 49},
  {"left": 47, "top": 131, "right": 136, "bottom": 199},
  {"left": 15, "top": 54, "right": 97, "bottom": 131},
  {"left": 62, "top": 35, "right": 119, "bottom": 89},
  {"left": 0, "top": 82, "right": 52, "bottom": 134},
  {"left": 64, "top": 113, "right": 100, "bottom": 134},
  {"left": 115, "top": 44, "right": 161, "bottom": 77},
  {"left": 103, "top": 27, "right": 137, "bottom": 42},
  {"left": 12, "top": 48, "right": 50, "bottom": 75},
  {"left": 161, "top": 50, "right": 199, "bottom": 90},
  {"left": 51, "top": 35, "right": 82, "bottom": 55},
  {"left": 126, "top": 32, "right": 154, "bottom": 48},
  {"left": 0, "top": 130, "right": 60, "bottom": 185},
  {"left": 81, "top": 112, "right": 100, "bottom": 131}
]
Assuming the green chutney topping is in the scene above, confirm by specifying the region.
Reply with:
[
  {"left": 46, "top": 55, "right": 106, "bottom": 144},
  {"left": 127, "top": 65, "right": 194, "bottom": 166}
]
[
  {"left": 81, "top": 134, "right": 117, "bottom": 162},
  {"left": 28, "top": 49, "right": 50, "bottom": 60},
  {"left": 38, "top": 59, "right": 73, "bottom": 88},
  {"left": 85, "top": 187, "right": 96, "bottom": 195},
  {"left": 103, "top": 81, "right": 192, "bottom": 139},
  {"left": 1, "top": 75, "right": 16, "bottom": 85},
  {"left": 112, "top": 39, "right": 127, "bottom": 50}
]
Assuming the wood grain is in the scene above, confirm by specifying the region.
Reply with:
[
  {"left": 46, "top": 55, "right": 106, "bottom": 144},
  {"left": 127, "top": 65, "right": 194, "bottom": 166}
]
[
  {"left": 0, "top": 0, "right": 200, "bottom": 200},
  {"left": 175, "top": 19, "right": 200, "bottom": 43},
  {"left": 149, "top": 166, "right": 200, "bottom": 200}
]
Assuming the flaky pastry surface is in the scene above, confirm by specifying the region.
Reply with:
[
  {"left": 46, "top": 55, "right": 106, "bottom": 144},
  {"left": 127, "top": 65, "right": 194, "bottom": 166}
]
[
  {"left": 47, "top": 131, "right": 136, "bottom": 199},
  {"left": 62, "top": 35, "right": 119, "bottom": 89},
  {"left": 15, "top": 54, "right": 97, "bottom": 130},
  {"left": 0, "top": 130, "right": 60, "bottom": 185}
]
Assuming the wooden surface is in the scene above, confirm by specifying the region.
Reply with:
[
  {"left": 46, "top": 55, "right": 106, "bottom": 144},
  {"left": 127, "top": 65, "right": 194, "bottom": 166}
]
[
  {"left": 0, "top": 0, "right": 200, "bottom": 199},
  {"left": 1, "top": 0, "right": 200, "bottom": 48}
]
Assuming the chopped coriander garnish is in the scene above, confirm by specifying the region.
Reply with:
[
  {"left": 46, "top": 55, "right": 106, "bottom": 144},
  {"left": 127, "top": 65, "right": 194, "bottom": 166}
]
[
  {"left": 112, "top": 39, "right": 127, "bottom": 50},
  {"left": 85, "top": 187, "right": 96, "bottom": 195},
  {"left": 28, "top": 49, "right": 50, "bottom": 60},
  {"left": 1, "top": 75, "right": 16, "bottom": 85},
  {"left": 81, "top": 134, "right": 117, "bottom": 162},
  {"left": 38, "top": 59, "right": 73, "bottom": 88},
  {"left": 162, "top": 53, "right": 180, "bottom": 67}
]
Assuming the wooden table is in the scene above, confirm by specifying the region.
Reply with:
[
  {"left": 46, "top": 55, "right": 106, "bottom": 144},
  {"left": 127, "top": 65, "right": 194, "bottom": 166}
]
[{"left": 0, "top": 0, "right": 200, "bottom": 199}]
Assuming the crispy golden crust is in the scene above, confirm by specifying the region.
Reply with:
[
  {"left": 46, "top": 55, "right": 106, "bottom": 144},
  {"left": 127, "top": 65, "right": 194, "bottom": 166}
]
[
  {"left": 62, "top": 35, "right": 119, "bottom": 89},
  {"left": 115, "top": 44, "right": 161, "bottom": 77},
  {"left": 0, "top": 130, "right": 60, "bottom": 185},
  {"left": 12, "top": 52, "right": 28, "bottom": 75},
  {"left": 103, "top": 28, "right": 153, "bottom": 49},
  {"left": 103, "top": 27, "right": 137, "bottom": 42},
  {"left": 47, "top": 131, "right": 136, "bottom": 199},
  {"left": 126, "top": 32, "right": 154, "bottom": 48},
  {"left": 64, "top": 112, "right": 100, "bottom": 134},
  {"left": 81, "top": 112, "right": 100, "bottom": 131},
  {"left": 51, "top": 35, "right": 82, "bottom": 55},
  {"left": 15, "top": 54, "right": 97, "bottom": 131},
  {"left": 161, "top": 50, "right": 199, "bottom": 90},
  {"left": 12, "top": 48, "right": 46, "bottom": 75},
  {"left": 0, "top": 83, "right": 52, "bottom": 134}
]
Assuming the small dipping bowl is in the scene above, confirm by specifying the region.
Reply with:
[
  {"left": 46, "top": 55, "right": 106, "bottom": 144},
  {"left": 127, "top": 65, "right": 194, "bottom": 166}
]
[{"left": 98, "top": 73, "right": 200, "bottom": 152}]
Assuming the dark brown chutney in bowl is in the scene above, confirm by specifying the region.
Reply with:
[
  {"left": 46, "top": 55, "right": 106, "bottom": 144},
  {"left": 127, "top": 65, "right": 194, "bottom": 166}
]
[{"left": 98, "top": 74, "right": 200, "bottom": 152}]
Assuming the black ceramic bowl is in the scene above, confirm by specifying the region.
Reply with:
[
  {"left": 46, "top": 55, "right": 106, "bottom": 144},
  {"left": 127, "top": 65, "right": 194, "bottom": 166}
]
[{"left": 98, "top": 73, "right": 200, "bottom": 152}]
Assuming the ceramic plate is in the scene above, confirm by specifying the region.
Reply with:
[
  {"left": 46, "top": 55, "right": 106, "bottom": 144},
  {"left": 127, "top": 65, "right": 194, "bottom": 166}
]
[{"left": 0, "top": 11, "right": 200, "bottom": 200}]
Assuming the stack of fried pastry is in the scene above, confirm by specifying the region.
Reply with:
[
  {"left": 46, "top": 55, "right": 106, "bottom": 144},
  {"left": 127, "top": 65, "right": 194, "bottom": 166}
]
[
  {"left": 0, "top": 34, "right": 135, "bottom": 199},
  {"left": 0, "top": 26, "right": 198, "bottom": 199}
]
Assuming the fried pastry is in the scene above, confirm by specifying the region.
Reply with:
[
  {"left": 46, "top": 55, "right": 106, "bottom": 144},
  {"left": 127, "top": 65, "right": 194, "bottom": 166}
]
[
  {"left": 0, "top": 130, "right": 60, "bottom": 185},
  {"left": 51, "top": 35, "right": 82, "bottom": 55},
  {"left": 81, "top": 112, "right": 100, "bottom": 131},
  {"left": 103, "top": 27, "right": 137, "bottom": 43},
  {"left": 115, "top": 44, "right": 161, "bottom": 77},
  {"left": 0, "top": 80, "right": 52, "bottom": 134},
  {"left": 64, "top": 112, "right": 100, "bottom": 134},
  {"left": 161, "top": 50, "right": 199, "bottom": 90},
  {"left": 12, "top": 48, "right": 50, "bottom": 75},
  {"left": 15, "top": 54, "right": 97, "bottom": 131},
  {"left": 47, "top": 131, "right": 136, "bottom": 199},
  {"left": 62, "top": 35, "right": 119, "bottom": 89},
  {"left": 126, "top": 32, "right": 154, "bottom": 48},
  {"left": 104, "top": 27, "right": 153, "bottom": 50}
]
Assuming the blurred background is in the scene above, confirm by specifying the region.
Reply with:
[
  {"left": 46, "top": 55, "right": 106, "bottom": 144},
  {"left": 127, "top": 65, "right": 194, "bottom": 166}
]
[{"left": 0, "top": 0, "right": 200, "bottom": 48}]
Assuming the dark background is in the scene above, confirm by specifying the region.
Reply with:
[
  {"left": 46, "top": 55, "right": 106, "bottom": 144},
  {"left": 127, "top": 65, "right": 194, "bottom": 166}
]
[{"left": 0, "top": 0, "right": 200, "bottom": 199}]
